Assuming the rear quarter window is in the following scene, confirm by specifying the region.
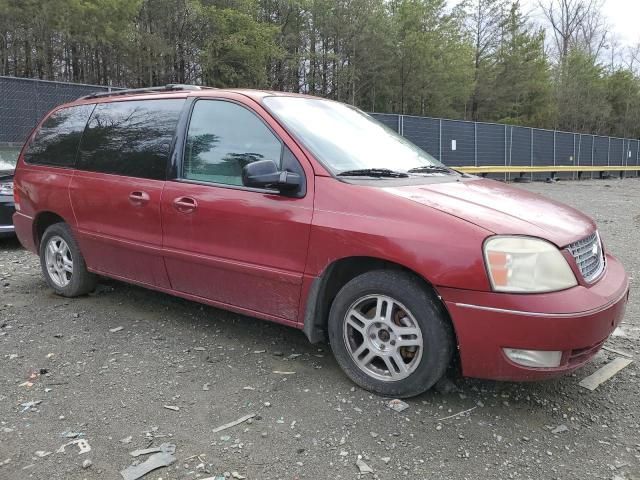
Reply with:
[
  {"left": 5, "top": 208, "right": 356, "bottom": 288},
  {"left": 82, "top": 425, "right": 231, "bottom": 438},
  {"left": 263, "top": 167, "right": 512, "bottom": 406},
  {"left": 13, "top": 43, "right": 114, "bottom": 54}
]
[
  {"left": 77, "top": 99, "right": 185, "bottom": 180},
  {"left": 24, "top": 104, "right": 95, "bottom": 167}
]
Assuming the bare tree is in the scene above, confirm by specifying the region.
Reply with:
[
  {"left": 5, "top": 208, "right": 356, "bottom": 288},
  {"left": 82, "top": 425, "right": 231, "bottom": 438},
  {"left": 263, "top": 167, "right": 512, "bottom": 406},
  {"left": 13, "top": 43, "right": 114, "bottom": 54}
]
[
  {"left": 623, "top": 42, "right": 640, "bottom": 74},
  {"left": 538, "top": 0, "right": 597, "bottom": 61},
  {"left": 605, "top": 34, "right": 621, "bottom": 72},
  {"left": 574, "top": 0, "right": 608, "bottom": 60}
]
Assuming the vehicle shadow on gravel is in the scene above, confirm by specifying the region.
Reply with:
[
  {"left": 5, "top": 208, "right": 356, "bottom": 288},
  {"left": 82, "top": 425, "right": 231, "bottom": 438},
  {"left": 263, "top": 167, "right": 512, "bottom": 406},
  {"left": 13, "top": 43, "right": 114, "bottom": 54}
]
[{"left": 0, "top": 236, "right": 22, "bottom": 250}]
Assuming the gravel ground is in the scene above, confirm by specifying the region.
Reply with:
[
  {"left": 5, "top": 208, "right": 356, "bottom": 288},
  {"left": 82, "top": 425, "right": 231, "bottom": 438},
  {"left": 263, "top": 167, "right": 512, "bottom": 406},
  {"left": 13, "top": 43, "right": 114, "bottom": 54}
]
[{"left": 1, "top": 178, "right": 639, "bottom": 480}]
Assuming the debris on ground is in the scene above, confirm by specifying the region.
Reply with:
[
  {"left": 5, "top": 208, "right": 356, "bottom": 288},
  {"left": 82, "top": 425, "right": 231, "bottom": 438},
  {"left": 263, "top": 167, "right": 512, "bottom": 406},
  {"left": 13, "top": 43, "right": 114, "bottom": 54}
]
[
  {"left": 551, "top": 424, "right": 569, "bottom": 434},
  {"left": 130, "top": 443, "right": 176, "bottom": 457},
  {"left": 356, "top": 455, "right": 374, "bottom": 474},
  {"left": 34, "top": 451, "right": 52, "bottom": 458},
  {"left": 119, "top": 436, "right": 133, "bottom": 444},
  {"left": 272, "top": 370, "right": 295, "bottom": 375},
  {"left": 120, "top": 450, "right": 176, "bottom": 480},
  {"left": 163, "top": 405, "right": 180, "bottom": 411},
  {"left": 578, "top": 357, "right": 633, "bottom": 390},
  {"left": 211, "top": 414, "right": 256, "bottom": 433},
  {"left": 19, "top": 400, "right": 42, "bottom": 412},
  {"left": 82, "top": 459, "right": 92, "bottom": 469},
  {"left": 109, "top": 326, "right": 124, "bottom": 333},
  {"left": 437, "top": 406, "right": 477, "bottom": 421},
  {"left": 56, "top": 439, "right": 91, "bottom": 455},
  {"left": 19, "top": 368, "right": 42, "bottom": 388},
  {"left": 386, "top": 399, "right": 409, "bottom": 413},
  {"left": 231, "top": 472, "right": 246, "bottom": 479}
]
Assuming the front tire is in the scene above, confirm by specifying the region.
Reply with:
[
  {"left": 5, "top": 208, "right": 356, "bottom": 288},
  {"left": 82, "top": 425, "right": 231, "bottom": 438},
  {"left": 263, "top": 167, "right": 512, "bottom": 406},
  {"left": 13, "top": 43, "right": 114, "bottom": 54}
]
[
  {"left": 328, "top": 270, "right": 454, "bottom": 398},
  {"left": 40, "top": 223, "right": 96, "bottom": 297}
]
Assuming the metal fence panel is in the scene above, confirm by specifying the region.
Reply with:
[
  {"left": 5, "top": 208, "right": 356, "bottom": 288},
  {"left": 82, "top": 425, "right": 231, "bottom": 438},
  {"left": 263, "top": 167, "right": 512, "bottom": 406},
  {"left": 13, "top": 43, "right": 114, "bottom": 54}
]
[
  {"left": 508, "top": 126, "right": 532, "bottom": 167},
  {"left": 441, "top": 119, "right": 474, "bottom": 167},
  {"left": 610, "top": 138, "right": 624, "bottom": 167},
  {"left": 370, "top": 113, "right": 400, "bottom": 133},
  {"left": 531, "top": 129, "right": 553, "bottom": 166},
  {"left": 555, "top": 132, "right": 575, "bottom": 178},
  {"left": 401, "top": 116, "right": 440, "bottom": 160},
  {"left": 630, "top": 140, "right": 640, "bottom": 167},
  {"left": 576, "top": 134, "right": 593, "bottom": 166},
  {"left": 476, "top": 123, "right": 506, "bottom": 167},
  {"left": 593, "top": 137, "right": 609, "bottom": 166}
]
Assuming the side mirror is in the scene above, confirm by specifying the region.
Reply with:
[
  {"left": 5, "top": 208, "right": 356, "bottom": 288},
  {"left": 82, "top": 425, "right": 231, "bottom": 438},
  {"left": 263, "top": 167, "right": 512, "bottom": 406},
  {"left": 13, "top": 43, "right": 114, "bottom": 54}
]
[{"left": 242, "top": 160, "right": 301, "bottom": 193}]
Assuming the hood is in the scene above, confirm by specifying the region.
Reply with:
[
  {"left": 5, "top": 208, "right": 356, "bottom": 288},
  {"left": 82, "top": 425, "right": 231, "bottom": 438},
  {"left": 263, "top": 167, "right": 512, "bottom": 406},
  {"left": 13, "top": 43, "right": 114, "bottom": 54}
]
[{"left": 384, "top": 178, "right": 595, "bottom": 247}]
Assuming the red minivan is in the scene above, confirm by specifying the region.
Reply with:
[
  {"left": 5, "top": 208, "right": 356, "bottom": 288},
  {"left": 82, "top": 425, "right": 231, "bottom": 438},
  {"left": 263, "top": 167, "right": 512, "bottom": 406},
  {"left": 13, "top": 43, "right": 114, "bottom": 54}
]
[{"left": 12, "top": 85, "right": 629, "bottom": 397}]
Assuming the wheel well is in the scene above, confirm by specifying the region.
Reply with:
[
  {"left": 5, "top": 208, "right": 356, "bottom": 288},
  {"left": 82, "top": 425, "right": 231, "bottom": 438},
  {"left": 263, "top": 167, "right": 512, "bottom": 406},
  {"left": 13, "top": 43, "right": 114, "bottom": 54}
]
[
  {"left": 33, "top": 212, "right": 65, "bottom": 249},
  {"left": 303, "top": 257, "right": 451, "bottom": 337}
]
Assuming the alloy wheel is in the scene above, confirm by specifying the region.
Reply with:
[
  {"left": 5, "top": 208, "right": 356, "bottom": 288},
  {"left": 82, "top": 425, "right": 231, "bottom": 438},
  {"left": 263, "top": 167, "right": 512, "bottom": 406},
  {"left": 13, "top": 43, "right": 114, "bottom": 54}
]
[
  {"left": 44, "top": 235, "right": 73, "bottom": 287},
  {"left": 342, "top": 294, "right": 423, "bottom": 381}
]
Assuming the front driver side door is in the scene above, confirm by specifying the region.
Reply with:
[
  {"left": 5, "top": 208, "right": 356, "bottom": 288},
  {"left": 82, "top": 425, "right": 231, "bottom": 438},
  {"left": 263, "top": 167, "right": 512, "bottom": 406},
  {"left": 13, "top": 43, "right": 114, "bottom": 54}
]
[{"left": 161, "top": 95, "right": 314, "bottom": 323}]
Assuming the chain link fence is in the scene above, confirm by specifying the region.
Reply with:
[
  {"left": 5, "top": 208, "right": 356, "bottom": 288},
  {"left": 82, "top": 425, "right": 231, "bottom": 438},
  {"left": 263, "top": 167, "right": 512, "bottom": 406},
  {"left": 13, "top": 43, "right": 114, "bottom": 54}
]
[
  {"left": 1, "top": 76, "right": 638, "bottom": 179},
  {"left": 0, "top": 76, "right": 116, "bottom": 145},
  {"left": 371, "top": 113, "right": 640, "bottom": 179}
]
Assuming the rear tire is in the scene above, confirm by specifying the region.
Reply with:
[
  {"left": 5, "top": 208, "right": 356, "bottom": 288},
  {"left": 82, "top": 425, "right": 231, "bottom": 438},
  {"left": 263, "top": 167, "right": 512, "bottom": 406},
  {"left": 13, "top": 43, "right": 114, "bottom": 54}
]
[
  {"left": 328, "top": 270, "right": 454, "bottom": 398},
  {"left": 39, "top": 223, "right": 96, "bottom": 297}
]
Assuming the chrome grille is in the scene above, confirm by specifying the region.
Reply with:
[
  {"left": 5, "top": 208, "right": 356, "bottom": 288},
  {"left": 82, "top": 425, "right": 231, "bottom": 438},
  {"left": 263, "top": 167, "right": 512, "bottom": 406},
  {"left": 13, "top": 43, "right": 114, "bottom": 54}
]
[{"left": 567, "top": 232, "right": 605, "bottom": 283}]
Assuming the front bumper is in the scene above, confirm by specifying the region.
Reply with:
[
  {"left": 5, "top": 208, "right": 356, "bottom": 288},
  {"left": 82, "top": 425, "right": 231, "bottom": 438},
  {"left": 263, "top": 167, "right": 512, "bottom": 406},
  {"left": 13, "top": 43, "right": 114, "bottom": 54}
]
[
  {"left": 439, "top": 253, "right": 629, "bottom": 381},
  {"left": 0, "top": 195, "right": 15, "bottom": 237}
]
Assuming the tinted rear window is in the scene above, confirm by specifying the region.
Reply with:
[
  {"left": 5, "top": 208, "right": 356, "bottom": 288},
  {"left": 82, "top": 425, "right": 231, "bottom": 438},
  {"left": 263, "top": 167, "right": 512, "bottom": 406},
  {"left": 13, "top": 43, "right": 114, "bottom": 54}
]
[
  {"left": 24, "top": 104, "right": 95, "bottom": 167},
  {"left": 77, "top": 99, "right": 184, "bottom": 180}
]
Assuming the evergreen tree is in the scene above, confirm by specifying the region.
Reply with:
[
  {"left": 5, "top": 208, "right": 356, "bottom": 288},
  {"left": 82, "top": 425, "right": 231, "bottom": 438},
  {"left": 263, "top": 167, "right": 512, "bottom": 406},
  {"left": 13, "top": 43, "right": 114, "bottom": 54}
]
[
  {"left": 555, "top": 48, "right": 610, "bottom": 133},
  {"left": 491, "top": 2, "right": 554, "bottom": 127}
]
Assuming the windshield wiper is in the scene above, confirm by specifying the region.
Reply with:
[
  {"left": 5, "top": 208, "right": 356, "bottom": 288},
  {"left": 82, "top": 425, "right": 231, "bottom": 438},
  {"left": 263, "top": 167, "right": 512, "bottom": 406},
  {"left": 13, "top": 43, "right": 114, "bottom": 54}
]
[
  {"left": 407, "top": 165, "right": 456, "bottom": 174},
  {"left": 337, "top": 168, "right": 409, "bottom": 178}
]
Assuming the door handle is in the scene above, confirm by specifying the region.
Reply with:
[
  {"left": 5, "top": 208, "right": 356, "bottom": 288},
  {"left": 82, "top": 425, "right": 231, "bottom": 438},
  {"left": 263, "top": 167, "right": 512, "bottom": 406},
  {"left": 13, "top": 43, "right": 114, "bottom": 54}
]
[
  {"left": 129, "top": 191, "right": 150, "bottom": 206},
  {"left": 173, "top": 196, "right": 198, "bottom": 213}
]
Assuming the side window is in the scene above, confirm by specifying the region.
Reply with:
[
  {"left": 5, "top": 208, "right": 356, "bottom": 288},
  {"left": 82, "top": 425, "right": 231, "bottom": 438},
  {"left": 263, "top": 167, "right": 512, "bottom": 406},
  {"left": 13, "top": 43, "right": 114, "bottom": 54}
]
[
  {"left": 183, "top": 100, "right": 283, "bottom": 186},
  {"left": 77, "top": 99, "right": 184, "bottom": 180},
  {"left": 24, "top": 104, "right": 94, "bottom": 167}
]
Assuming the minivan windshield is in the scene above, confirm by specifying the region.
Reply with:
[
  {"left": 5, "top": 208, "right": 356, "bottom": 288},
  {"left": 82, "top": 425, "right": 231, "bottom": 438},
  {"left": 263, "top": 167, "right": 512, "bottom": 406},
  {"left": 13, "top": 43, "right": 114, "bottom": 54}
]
[{"left": 263, "top": 96, "right": 447, "bottom": 176}]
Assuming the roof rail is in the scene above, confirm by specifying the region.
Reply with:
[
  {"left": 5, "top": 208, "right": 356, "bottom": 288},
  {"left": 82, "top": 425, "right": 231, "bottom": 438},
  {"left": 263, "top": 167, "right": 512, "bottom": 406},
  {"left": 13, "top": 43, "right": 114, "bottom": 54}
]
[{"left": 78, "top": 84, "right": 213, "bottom": 100}]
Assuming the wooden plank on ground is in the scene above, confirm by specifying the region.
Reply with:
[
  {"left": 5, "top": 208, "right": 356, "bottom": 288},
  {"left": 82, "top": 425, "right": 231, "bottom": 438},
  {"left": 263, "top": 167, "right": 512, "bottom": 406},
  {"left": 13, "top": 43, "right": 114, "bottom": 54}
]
[{"left": 578, "top": 358, "right": 633, "bottom": 391}]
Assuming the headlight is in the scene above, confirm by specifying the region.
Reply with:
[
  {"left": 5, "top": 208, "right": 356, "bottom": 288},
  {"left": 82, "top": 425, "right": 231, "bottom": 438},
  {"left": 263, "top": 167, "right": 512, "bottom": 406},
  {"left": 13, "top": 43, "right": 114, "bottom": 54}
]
[
  {"left": 0, "top": 181, "right": 13, "bottom": 196},
  {"left": 484, "top": 236, "right": 577, "bottom": 293}
]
